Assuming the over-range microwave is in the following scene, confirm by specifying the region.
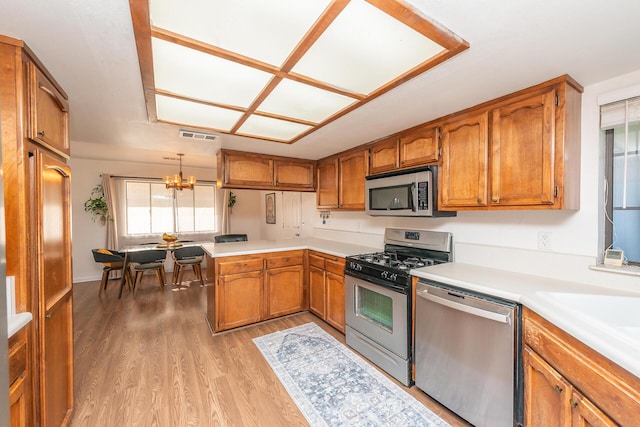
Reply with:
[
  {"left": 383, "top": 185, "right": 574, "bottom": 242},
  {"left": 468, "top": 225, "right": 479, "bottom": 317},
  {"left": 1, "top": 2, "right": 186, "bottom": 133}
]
[{"left": 365, "top": 167, "right": 456, "bottom": 217}]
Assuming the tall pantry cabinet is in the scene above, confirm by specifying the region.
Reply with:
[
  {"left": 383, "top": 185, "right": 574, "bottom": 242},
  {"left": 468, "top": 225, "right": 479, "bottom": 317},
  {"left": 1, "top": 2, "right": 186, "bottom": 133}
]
[{"left": 0, "top": 35, "right": 74, "bottom": 426}]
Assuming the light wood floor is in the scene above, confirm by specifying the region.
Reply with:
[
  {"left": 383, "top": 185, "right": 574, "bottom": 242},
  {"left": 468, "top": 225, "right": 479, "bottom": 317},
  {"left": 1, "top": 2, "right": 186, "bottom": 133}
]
[{"left": 70, "top": 274, "right": 470, "bottom": 427}]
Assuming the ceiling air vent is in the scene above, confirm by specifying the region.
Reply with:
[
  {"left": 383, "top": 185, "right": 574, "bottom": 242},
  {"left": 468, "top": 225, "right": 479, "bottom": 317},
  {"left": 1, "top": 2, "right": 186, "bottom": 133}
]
[{"left": 179, "top": 129, "right": 217, "bottom": 141}]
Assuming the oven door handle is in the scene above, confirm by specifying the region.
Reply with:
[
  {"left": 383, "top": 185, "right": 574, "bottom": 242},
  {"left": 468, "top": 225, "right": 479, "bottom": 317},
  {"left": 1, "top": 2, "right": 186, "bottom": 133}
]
[{"left": 416, "top": 289, "right": 510, "bottom": 324}]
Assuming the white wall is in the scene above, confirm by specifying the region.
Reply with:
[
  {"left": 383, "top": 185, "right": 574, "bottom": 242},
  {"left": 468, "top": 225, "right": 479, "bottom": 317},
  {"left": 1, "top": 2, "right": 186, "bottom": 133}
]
[
  {"left": 69, "top": 157, "right": 264, "bottom": 282},
  {"left": 259, "top": 191, "right": 316, "bottom": 240}
]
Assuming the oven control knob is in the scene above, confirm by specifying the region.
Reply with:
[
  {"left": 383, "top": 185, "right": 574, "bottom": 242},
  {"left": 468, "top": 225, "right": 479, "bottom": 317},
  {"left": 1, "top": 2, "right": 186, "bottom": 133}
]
[
  {"left": 350, "top": 262, "right": 362, "bottom": 271},
  {"left": 390, "top": 273, "right": 398, "bottom": 281},
  {"left": 381, "top": 271, "right": 388, "bottom": 279}
]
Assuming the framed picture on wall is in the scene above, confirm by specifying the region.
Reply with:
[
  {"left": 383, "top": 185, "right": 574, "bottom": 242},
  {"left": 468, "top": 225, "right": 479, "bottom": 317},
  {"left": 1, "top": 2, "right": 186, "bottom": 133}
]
[{"left": 266, "top": 192, "right": 276, "bottom": 224}]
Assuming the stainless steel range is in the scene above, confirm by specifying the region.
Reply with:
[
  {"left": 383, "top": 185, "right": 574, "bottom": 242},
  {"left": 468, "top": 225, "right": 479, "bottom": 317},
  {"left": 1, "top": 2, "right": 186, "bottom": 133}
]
[{"left": 344, "top": 228, "right": 453, "bottom": 386}]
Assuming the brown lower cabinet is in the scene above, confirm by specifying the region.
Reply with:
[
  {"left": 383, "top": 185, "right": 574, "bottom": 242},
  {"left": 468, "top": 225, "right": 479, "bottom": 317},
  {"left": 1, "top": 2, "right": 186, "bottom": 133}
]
[
  {"left": 308, "top": 251, "right": 346, "bottom": 333},
  {"left": 9, "top": 327, "right": 30, "bottom": 427},
  {"left": 523, "top": 307, "right": 639, "bottom": 426},
  {"left": 207, "top": 250, "right": 306, "bottom": 332}
]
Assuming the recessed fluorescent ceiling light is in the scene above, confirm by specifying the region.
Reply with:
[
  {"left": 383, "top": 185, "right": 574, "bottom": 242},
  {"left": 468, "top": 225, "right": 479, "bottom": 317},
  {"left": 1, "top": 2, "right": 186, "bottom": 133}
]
[{"left": 130, "top": 0, "right": 468, "bottom": 144}]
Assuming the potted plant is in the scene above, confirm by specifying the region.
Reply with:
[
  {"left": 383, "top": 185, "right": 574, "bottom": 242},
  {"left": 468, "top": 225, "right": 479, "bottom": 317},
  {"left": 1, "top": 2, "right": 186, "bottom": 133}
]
[
  {"left": 84, "top": 184, "right": 111, "bottom": 225},
  {"left": 228, "top": 192, "right": 237, "bottom": 212}
]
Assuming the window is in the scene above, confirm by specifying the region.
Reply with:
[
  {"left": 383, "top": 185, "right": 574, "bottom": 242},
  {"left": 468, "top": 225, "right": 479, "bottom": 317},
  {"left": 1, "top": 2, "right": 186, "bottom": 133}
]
[
  {"left": 124, "top": 179, "right": 216, "bottom": 235},
  {"left": 601, "top": 96, "right": 640, "bottom": 264}
]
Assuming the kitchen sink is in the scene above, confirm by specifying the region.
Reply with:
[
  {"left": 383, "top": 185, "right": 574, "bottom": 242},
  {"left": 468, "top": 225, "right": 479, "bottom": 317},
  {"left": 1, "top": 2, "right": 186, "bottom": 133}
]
[{"left": 537, "top": 292, "right": 640, "bottom": 346}]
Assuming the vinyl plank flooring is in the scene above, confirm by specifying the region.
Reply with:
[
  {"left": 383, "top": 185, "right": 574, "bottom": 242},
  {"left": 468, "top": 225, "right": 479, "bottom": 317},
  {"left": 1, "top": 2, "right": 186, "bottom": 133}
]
[{"left": 71, "top": 275, "right": 470, "bottom": 427}]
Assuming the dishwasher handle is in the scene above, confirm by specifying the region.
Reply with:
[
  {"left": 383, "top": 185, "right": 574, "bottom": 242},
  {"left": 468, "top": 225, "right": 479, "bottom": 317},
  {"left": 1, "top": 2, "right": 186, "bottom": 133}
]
[{"left": 417, "top": 289, "right": 510, "bottom": 324}]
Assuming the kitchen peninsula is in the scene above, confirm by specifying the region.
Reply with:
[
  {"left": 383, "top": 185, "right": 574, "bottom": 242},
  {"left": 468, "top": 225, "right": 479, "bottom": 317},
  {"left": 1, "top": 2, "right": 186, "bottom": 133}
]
[{"left": 201, "top": 238, "right": 378, "bottom": 333}]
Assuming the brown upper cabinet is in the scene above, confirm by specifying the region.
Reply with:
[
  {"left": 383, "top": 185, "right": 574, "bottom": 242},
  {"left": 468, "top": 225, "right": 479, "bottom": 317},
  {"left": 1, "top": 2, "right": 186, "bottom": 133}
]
[
  {"left": 439, "top": 75, "right": 582, "bottom": 210},
  {"left": 369, "top": 125, "right": 440, "bottom": 175},
  {"left": 317, "top": 149, "right": 368, "bottom": 210},
  {"left": 217, "top": 149, "right": 315, "bottom": 191},
  {"left": 27, "top": 62, "right": 70, "bottom": 158},
  {"left": 399, "top": 125, "right": 440, "bottom": 169},
  {"left": 439, "top": 111, "right": 490, "bottom": 208},
  {"left": 369, "top": 137, "right": 399, "bottom": 175}
]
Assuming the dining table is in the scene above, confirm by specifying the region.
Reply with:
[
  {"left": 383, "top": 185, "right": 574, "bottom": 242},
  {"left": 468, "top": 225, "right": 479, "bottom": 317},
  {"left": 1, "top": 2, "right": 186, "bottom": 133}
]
[{"left": 117, "top": 240, "right": 212, "bottom": 298}]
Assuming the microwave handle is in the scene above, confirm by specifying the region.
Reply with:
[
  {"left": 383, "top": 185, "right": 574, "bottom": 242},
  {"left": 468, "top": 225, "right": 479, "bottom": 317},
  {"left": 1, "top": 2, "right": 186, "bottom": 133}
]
[{"left": 410, "top": 183, "right": 417, "bottom": 212}]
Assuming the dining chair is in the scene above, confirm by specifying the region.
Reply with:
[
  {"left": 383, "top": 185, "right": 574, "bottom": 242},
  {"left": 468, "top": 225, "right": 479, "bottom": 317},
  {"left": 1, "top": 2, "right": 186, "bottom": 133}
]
[
  {"left": 128, "top": 249, "right": 167, "bottom": 296},
  {"left": 171, "top": 245, "right": 206, "bottom": 288},
  {"left": 92, "top": 249, "right": 133, "bottom": 297},
  {"left": 214, "top": 234, "right": 248, "bottom": 243}
]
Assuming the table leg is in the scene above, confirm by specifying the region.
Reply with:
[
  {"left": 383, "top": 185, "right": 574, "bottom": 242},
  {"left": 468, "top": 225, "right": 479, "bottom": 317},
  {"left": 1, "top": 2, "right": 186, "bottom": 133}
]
[{"left": 118, "top": 252, "right": 130, "bottom": 299}]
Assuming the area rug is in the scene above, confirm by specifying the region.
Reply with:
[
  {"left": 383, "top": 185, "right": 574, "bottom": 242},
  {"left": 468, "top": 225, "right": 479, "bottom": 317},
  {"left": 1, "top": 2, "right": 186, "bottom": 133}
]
[{"left": 253, "top": 323, "right": 450, "bottom": 427}]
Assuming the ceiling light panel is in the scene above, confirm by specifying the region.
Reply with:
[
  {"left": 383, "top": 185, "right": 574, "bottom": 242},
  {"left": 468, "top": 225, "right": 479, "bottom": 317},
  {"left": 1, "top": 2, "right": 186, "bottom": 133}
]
[
  {"left": 150, "top": 0, "right": 332, "bottom": 66},
  {"left": 238, "top": 115, "right": 313, "bottom": 142},
  {"left": 259, "top": 79, "right": 357, "bottom": 123},
  {"left": 132, "top": 0, "right": 468, "bottom": 144},
  {"left": 152, "top": 38, "right": 272, "bottom": 107},
  {"left": 291, "top": 0, "right": 446, "bottom": 94},
  {"left": 156, "top": 95, "right": 244, "bottom": 131}
]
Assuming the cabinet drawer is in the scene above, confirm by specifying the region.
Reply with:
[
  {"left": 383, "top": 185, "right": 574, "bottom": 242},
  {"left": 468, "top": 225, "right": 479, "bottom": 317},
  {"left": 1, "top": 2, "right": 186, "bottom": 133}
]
[
  {"left": 217, "top": 257, "right": 264, "bottom": 275},
  {"left": 325, "top": 258, "right": 345, "bottom": 275},
  {"left": 8, "top": 336, "right": 27, "bottom": 386},
  {"left": 309, "top": 253, "right": 325, "bottom": 269},
  {"left": 267, "top": 254, "right": 303, "bottom": 269}
]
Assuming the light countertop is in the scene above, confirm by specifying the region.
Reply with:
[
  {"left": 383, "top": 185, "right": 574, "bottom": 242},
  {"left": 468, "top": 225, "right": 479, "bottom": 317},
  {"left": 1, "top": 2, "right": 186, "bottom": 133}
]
[
  {"left": 411, "top": 262, "right": 640, "bottom": 379},
  {"left": 8, "top": 312, "right": 32, "bottom": 338},
  {"left": 202, "top": 237, "right": 379, "bottom": 259}
]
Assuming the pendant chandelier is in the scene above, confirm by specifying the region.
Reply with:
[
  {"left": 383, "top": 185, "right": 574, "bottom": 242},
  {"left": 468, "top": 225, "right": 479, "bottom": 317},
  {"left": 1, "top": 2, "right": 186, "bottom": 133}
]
[{"left": 164, "top": 153, "right": 196, "bottom": 191}]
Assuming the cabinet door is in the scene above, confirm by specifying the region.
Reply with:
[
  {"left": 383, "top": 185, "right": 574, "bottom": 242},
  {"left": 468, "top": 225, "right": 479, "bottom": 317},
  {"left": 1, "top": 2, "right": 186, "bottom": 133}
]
[
  {"left": 34, "top": 150, "right": 74, "bottom": 427},
  {"left": 218, "top": 271, "right": 263, "bottom": 331},
  {"left": 309, "top": 265, "right": 326, "bottom": 318},
  {"left": 325, "top": 271, "right": 345, "bottom": 333},
  {"left": 440, "top": 112, "right": 489, "bottom": 208},
  {"left": 523, "top": 346, "right": 572, "bottom": 427},
  {"left": 399, "top": 126, "right": 439, "bottom": 168},
  {"left": 274, "top": 159, "right": 315, "bottom": 190},
  {"left": 266, "top": 265, "right": 304, "bottom": 318},
  {"left": 28, "top": 62, "right": 70, "bottom": 157},
  {"left": 222, "top": 151, "right": 274, "bottom": 188},
  {"left": 570, "top": 390, "right": 617, "bottom": 427},
  {"left": 338, "top": 150, "right": 368, "bottom": 210},
  {"left": 491, "top": 90, "right": 556, "bottom": 206},
  {"left": 369, "top": 138, "right": 399, "bottom": 175},
  {"left": 9, "top": 375, "right": 27, "bottom": 427},
  {"left": 317, "top": 158, "right": 339, "bottom": 209}
]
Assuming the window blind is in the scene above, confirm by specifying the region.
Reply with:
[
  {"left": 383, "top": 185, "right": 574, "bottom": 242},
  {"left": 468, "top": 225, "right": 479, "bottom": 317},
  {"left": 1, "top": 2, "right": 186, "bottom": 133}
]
[{"left": 600, "top": 96, "right": 640, "bottom": 129}]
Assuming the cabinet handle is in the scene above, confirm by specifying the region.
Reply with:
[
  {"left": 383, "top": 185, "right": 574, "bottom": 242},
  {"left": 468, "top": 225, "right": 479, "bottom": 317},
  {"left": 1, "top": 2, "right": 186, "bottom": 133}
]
[
  {"left": 492, "top": 196, "right": 499, "bottom": 203},
  {"left": 571, "top": 400, "right": 578, "bottom": 408},
  {"left": 45, "top": 313, "right": 52, "bottom": 319},
  {"left": 38, "top": 130, "right": 45, "bottom": 137},
  {"left": 554, "top": 385, "right": 563, "bottom": 394},
  {"left": 282, "top": 258, "right": 289, "bottom": 262}
]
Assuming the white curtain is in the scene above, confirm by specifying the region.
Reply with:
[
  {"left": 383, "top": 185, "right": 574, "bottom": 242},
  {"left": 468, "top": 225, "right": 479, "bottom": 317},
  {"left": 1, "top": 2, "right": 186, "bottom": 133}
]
[
  {"left": 101, "top": 173, "right": 118, "bottom": 250},
  {"left": 221, "top": 189, "right": 231, "bottom": 234}
]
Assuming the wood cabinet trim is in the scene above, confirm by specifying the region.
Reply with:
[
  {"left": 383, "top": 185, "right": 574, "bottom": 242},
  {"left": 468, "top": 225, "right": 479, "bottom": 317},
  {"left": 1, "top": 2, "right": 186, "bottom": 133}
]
[{"left": 523, "top": 307, "right": 640, "bottom": 426}]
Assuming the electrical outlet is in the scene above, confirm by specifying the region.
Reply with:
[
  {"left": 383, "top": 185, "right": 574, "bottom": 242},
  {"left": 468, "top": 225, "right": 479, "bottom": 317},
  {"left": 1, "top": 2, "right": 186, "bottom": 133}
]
[{"left": 537, "top": 231, "right": 552, "bottom": 251}]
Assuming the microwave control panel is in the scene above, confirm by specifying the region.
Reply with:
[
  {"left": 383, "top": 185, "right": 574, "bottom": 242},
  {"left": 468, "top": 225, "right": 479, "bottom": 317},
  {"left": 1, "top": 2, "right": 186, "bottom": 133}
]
[{"left": 417, "top": 181, "right": 429, "bottom": 210}]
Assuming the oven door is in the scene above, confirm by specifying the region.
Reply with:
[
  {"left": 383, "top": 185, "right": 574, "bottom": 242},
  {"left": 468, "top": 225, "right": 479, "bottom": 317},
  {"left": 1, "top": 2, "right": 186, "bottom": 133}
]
[{"left": 345, "top": 273, "right": 409, "bottom": 359}]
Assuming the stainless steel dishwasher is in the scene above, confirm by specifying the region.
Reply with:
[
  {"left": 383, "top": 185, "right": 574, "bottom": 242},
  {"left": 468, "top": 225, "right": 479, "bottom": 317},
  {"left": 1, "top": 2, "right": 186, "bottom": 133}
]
[{"left": 415, "top": 279, "right": 523, "bottom": 427}]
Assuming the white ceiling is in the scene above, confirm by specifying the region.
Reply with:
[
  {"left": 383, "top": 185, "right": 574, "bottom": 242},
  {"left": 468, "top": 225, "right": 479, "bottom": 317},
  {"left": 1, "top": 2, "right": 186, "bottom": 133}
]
[{"left": 1, "top": 0, "right": 640, "bottom": 168}]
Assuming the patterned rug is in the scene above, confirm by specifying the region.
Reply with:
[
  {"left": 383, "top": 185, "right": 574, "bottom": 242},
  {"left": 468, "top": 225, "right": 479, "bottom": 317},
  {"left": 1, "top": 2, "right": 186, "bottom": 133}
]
[{"left": 253, "top": 323, "right": 451, "bottom": 427}]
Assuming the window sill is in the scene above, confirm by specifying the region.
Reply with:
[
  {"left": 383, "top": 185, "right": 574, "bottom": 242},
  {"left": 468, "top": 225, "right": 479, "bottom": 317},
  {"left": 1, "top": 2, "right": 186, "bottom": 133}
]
[{"left": 589, "top": 263, "right": 640, "bottom": 277}]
